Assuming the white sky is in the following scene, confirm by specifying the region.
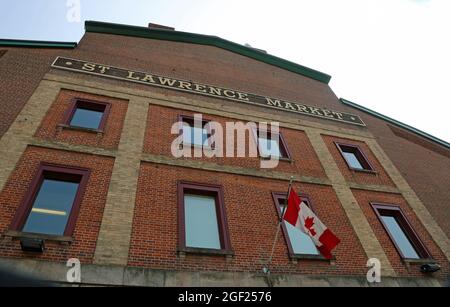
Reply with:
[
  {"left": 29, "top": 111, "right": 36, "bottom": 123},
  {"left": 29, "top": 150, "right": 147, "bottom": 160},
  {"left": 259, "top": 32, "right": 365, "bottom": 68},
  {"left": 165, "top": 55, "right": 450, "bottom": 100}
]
[{"left": 1, "top": 0, "right": 449, "bottom": 142}]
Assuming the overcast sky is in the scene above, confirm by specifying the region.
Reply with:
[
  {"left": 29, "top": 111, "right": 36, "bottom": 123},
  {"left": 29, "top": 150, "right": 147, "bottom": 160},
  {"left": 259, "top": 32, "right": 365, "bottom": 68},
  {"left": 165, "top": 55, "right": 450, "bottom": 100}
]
[{"left": 1, "top": 0, "right": 449, "bottom": 142}]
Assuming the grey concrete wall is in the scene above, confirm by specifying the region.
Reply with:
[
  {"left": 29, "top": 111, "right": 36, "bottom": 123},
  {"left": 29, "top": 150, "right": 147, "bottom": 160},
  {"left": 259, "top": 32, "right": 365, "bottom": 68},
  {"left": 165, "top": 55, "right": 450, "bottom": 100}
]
[{"left": 0, "top": 258, "right": 445, "bottom": 287}]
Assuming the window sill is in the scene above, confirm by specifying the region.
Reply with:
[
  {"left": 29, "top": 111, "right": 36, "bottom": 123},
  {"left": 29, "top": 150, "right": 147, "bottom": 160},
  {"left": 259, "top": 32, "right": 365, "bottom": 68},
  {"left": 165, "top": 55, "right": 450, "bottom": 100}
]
[
  {"left": 260, "top": 156, "right": 293, "bottom": 163},
  {"left": 289, "top": 253, "right": 335, "bottom": 262},
  {"left": 4, "top": 230, "right": 74, "bottom": 245},
  {"left": 58, "top": 124, "right": 104, "bottom": 135},
  {"left": 349, "top": 168, "right": 378, "bottom": 175},
  {"left": 177, "top": 247, "right": 234, "bottom": 257},
  {"left": 180, "top": 143, "right": 214, "bottom": 150},
  {"left": 402, "top": 258, "right": 435, "bottom": 265}
]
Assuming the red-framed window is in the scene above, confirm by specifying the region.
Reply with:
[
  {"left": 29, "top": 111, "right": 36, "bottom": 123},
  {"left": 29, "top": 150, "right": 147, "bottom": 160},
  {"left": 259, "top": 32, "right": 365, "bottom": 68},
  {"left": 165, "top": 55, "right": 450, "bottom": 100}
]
[
  {"left": 179, "top": 115, "right": 213, "bottom": 149},
  {"left": 371, "top": 203, "right": 431, "bottom": 260},
  {"left": 272, "top": 192, "right": 320, "bottom": 256},
  {"left": 335, "top": 142, "right": 374, "bottom": 172},
  {"left": 9, "top": 163, "right": 90, "bottom": 237},
  {"left": 63, "top": 98, "right": 111, "bottom": 131},
  {"left": 253, "top": 128, "right": 291, "bottom": 159},
  {"left": 177, "top": 181, "right": 232, "bottom": 253}
]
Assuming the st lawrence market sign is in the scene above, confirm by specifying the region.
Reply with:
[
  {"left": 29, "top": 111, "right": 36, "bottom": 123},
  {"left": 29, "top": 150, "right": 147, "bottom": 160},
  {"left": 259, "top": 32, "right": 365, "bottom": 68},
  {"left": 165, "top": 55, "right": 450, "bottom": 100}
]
[{"left": 52, "top": 57, "right": 365, "bottom": 126}]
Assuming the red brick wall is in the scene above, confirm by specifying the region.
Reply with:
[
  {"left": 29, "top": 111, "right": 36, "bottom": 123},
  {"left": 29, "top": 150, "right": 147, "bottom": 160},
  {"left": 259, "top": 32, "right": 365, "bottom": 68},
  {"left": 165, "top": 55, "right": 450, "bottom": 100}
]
[
  {"left": 143, "top": 105, "right": 327, "bottom": 178},
  {"left": 351, "top": 189, "right": 449, "bottom": 278},
  {"left": 35, "top": 89, "right": 128, "bottom": 149},
  {"left": 64, "top": 32, "right": 449, "bottom": 239},
  {"left": 0, "top": 146, "right": 114, "bottom": 264},
  {"left": 0, "top": 48, "right": 68, "bottom": 138},
  {"left": 128, "top": 162, "right": 367, "bottom": 276},
  {"left": 322, "top": 135, "right": 395, "bottom": 187}
]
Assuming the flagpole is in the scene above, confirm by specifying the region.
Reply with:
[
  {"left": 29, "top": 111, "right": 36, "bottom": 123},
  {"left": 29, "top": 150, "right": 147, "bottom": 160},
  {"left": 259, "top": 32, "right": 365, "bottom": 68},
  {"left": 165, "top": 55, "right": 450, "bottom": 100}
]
[{"left": 263, "top": 176, "right": 294, "bottom": 287}]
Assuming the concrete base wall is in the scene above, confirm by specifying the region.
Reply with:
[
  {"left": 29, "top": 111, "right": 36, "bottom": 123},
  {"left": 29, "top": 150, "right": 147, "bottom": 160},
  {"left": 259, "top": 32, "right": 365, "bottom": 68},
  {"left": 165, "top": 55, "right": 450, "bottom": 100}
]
[{"left": 1, "top": 258, "right": 446, "bottom": 287}]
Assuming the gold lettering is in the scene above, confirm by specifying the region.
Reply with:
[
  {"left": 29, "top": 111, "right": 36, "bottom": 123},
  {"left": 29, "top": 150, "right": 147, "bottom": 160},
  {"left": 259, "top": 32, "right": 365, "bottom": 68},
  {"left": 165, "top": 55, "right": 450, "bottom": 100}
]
[
  {"left": 309, "top": 107, "right": 323, "bottom": 116},
  {"left": 265, "top": 98, "right": 283, "bottom": 108},
  {"left": 82, "top": 63, "right": 96, "bottom": 72},
  {"left": 127, "top": 71, "right": 141, "bottom": 80},
  {"left": 332, "top": 112, "right": 344, "bottom": 120},
  {"left": 223, "top": 90, "right": 236, "bottom": 98},
  {"left": 178, "top": 81, "right": 192, "bottom": 90},
  {"left": 237, "top": 92, "right": 249, "bottom": 101},
  {"left": 296, "top": 104, "right": 309, "bottom": 113},
  {"left": 208, "top": 86, "right": 222, "bottom": 96},
  {"left": 98, "top": 65, "right": 110, "bottom": 74},
  {"left": 284, "top": 102, "right": 296, "bottom": 111},
  {"left": 194, "top": 84, "right": 207, "bottom": 93},
  {"left": 141, "top": 74, "right": 156, "bottom": 83},
  {"left": 158, "top": 77, "right": 177, "bottom": 86},
  {"left": 322, "top": 109, "right": 334, "bottom": 118}
]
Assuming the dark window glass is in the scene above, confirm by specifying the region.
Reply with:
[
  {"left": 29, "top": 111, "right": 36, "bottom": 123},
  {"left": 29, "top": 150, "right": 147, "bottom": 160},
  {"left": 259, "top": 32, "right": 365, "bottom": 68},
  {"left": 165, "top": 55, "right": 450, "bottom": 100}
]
[
  {"left": 380, "top": 215, "right": 420, "bottom": 259},
  {"left": 70, "top": 107, "right": 104, "bottom": 130},
  {"left": 22, "top": 179, "right": 79, "bottom": 236},
  {"left": 184, "top": 193, "right": 221, "bottom": 249}
]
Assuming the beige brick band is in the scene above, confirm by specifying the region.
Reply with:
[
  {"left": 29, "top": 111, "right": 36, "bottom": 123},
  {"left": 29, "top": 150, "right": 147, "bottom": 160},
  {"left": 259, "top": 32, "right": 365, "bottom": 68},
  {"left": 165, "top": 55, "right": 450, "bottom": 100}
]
[
  {"left": 0, "top": 80, "right": 61, "bottom": 192},
  {"left": 305, "top": 129, "right": 396, "bottom": 277},
  {"left": 93, "top": 98, "right": 149, "bottom": 265}
]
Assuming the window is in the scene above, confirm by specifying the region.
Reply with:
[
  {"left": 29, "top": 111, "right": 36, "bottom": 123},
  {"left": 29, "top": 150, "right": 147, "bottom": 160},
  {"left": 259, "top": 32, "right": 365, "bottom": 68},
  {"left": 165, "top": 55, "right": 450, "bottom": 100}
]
[
  {"left": 10, "top": 163, "right": 90, "bottom": 237},
  {"left": 178, "top": 182, "right": 232, "bottom": 252},
  {"left": 335, "top": 142, "right": 374, "bottom": 171},
  {"left": 254, "top": 128, "right": 291, "bottom": 159},
  {"left": 272, "top": 193, "right": 320, "bottom": 256},
  {"left": 371, "top": 203, "right": 431, "bottom": 260},
  {"left": 180, "top": 116, "right": 211, "bottom": 148},
  {"left": 64, "top": 99, "right": 110, "bottom": 130}
]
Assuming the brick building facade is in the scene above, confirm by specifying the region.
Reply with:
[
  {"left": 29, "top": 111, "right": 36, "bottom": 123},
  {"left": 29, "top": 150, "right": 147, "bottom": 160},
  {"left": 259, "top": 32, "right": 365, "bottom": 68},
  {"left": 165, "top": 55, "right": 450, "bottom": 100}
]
[{"left": 0, "top": 21, "right": 448, "bottom": 286}]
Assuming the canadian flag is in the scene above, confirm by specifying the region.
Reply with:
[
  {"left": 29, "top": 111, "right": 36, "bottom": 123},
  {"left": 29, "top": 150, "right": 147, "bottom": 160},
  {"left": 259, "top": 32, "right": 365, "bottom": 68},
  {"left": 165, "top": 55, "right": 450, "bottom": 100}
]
[{"left": 283, "top": 187, "right": 340, "bottom": 259}]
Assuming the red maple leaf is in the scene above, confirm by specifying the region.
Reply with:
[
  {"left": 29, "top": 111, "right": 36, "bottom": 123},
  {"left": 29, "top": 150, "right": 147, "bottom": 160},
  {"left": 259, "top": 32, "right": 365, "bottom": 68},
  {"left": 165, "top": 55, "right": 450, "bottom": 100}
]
[{"left": 304, "top": 216, "right": 316, "bottom": 236}]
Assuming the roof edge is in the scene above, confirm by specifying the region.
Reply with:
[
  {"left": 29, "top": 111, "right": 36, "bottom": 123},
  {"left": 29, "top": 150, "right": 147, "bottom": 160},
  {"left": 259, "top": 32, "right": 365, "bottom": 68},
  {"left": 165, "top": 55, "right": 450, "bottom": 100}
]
[
  {"left": 340, "top": 98, "right": 450, "bottom": 150},
  {"left": 0, "top": 39, "right": 77, "bottom": 49},
  {"left": 84, "top": 20, "right": 331, "bottom": 84}
]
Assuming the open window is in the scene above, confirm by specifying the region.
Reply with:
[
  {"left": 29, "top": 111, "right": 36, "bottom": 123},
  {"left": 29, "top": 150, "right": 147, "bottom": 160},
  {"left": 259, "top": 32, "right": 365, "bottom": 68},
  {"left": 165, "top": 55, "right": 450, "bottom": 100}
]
[{"left": 335, "top": 142, "right": 374, "bottom": 172}]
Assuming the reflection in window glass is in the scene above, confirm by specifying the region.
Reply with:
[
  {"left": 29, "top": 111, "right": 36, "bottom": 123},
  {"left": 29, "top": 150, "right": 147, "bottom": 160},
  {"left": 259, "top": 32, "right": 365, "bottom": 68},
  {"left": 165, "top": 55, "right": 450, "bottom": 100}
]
[
  {"left": 22, "top": 179, "right": 79, "bottom": 236},
  {"left": 342, "top": 151, "right": 364, "bottom": 169},
  {"left": 381, "top": 215, "right": 420, "bottom": 259},
  {"left": 183, "top": 124, "right": 209, "bottom": 147},
  {"left": 184, "top": 194, "right": 221, "bottom": 249},
  {"left": 281, "top": 204, "right": 319, "bottom": 255},
  {"left": 70, "top": 107, "right": 104, "bottom": 130},
  {"left": 259, "top": 137, "right": 281, "bottom": 158}
]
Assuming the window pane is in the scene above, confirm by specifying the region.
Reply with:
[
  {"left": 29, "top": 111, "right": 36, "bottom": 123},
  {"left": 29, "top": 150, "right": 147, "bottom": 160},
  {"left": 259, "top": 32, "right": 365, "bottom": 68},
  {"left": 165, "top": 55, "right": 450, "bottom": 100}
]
[
  {"left": 183, "top": 125, "right": 208, "bottom": 147},
  {"left": 281, "top": 204, "right": 319, "bottom": 255},
  {"left": 184, "top": 194, "right": 221, "bottom": 249},
  {"left": 70, "top": 107, "right": 104, "bottom": 129},
  {"left": 343, "top": 151, "right": 364, "bottom": 169},
  {"left": 23, "top": 179, "right": 79, "bottom": 236},
  {"left": 259, "top": 137, "right": 281, "bottom": 157},
  {"left": 381, "top": 215, "right": 420, "bottom": 259}
]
